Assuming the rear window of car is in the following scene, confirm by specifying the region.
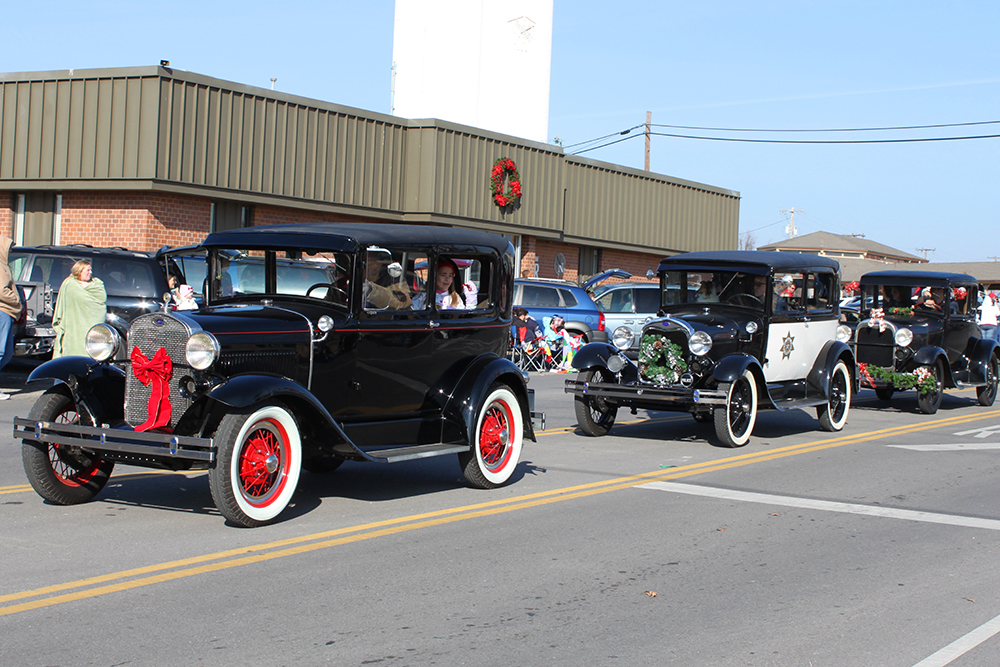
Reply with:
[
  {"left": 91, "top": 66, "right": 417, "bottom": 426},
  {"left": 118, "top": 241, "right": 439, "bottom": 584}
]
[{"left": 12, "top": 253, "right": 162, "bottom": 299}]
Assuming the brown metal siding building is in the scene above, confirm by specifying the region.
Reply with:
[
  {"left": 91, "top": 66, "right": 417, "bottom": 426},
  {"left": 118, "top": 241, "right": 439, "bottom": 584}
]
[{"left": 0, "top": 66, "right": 740, "bottom": 282}]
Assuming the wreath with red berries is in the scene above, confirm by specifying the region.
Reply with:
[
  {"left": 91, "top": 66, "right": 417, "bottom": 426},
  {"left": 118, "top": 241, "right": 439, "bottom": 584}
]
[{"left": 490, "top": 157, "right": 522, "bottom": 209}]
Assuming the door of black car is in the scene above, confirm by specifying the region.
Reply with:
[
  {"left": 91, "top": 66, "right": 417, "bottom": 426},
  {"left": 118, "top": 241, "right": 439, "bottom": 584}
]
[
  {"left": 943, "top": 286, "right": 978, "bottom": 367},
  {"left": 347, "top": 247, "right": 437, "bottom": 443},
  {"left": 427, "top": 252, "right": 505, "bottom": 382}
]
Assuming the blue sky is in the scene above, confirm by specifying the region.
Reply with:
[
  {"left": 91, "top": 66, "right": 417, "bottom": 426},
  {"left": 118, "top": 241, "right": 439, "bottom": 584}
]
[{"left": 6, "top": 1, "right": 998, "bottom": 262}]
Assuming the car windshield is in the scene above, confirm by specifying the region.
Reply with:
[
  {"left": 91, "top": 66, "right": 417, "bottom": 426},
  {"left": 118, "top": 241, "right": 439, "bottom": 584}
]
[
  {"left": 861, "top": 284, "right": 949, "bottom": 319},
  {"left": 662, "top": 269, "right": 766, "bottom": 311},
  {"left": 208, "top": 248, "right": 352, "bottom": 307}
]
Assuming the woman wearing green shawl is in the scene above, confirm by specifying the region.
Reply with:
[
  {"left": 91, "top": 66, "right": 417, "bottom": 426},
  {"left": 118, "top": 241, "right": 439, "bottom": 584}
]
[{"left": 52, "top": 260, "right": 107, "bottom": 358}]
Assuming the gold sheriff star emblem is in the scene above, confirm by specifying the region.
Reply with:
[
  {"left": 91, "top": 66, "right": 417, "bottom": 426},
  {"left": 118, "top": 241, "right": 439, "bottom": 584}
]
[{"left": 780, "top": 332, "right": 795, "bottom": 360}]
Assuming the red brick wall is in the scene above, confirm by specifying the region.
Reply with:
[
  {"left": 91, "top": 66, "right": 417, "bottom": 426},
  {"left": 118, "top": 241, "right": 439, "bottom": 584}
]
[
  {"left": 527, "top": 237, "right": 662, "bottom": 285},
  {"left": 0, "top": 194, "right": 13, "bottom": 238},
  {"left": 59, "top": 192, "right": 211, "bottom": 250}
]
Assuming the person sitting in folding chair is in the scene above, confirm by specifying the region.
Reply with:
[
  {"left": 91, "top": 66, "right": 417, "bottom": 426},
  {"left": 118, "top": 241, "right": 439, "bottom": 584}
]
[
  {"left": 543, "top": 314, "right": 583, "bottom": 372},
  {"left": 513, "top": 307, "right": 549, "bottom": 371}
]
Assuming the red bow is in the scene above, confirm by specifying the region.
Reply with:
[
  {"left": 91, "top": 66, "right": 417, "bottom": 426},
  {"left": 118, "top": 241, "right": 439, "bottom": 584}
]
[{"left": 131, "top": 346, "right": 173, "bottom": 432}]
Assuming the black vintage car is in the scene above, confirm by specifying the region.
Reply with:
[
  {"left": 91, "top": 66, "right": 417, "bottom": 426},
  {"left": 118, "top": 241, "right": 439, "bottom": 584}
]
[
  {"left": 14, "top": 223, "right": 537, "bottom": 527},
  {"left": 852, "top": 270, "right": 999, "bottom": 413},
  {"left": 565, "top": 251, "right": 856, "bottom": 447}
]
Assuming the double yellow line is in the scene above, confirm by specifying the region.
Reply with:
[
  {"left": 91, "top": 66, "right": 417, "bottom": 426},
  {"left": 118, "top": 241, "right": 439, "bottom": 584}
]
[{"left": 2, "top": 407, "right": 998, "bottom": 617}]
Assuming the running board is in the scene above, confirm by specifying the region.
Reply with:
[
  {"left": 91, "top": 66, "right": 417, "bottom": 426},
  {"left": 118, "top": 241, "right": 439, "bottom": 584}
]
[{"left": 365, "top": 443, "right": 469, "bottom": 463}]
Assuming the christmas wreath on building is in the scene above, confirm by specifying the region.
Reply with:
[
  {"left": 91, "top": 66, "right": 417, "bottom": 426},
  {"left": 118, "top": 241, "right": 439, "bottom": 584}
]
[
  {"left": 638, "top": 333, "right": 688, "bottom": 385},
  {"left": 490, "top": 157, "right": 521, "bottom": 209}
]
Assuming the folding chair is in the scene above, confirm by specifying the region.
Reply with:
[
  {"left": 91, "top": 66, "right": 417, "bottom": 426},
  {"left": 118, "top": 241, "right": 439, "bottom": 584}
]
[{"left": 516, "top": 326, "right": 550, "bottom": 372}]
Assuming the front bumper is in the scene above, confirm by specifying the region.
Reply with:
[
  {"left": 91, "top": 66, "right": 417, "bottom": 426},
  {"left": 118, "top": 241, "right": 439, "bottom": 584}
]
[
  {"left": 564, "top": 378, "right": 728, "bottom": 406},
  {"left": 13, "top": 417, "right": 215, "bottom": 463}
]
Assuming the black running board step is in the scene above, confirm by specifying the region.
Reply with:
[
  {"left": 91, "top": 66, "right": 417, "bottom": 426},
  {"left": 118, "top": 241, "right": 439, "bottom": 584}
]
[{"left": 366, "top": 443, "right": 469, "bottom": 463}]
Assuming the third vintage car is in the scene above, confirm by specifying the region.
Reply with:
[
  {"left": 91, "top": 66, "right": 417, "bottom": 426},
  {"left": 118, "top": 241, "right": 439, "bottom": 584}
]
[
  {"left": 852, "top": 270, "right": 999, "bottom": 413},
  {"left": 565, "top": 251, "right": 856, "bottom": 447},
  {"left": 14, "top": 223, "right": 538, "bottom": 527}
]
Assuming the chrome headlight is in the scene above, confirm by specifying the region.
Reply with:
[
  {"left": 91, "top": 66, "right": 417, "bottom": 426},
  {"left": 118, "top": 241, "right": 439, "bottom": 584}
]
[
  {"left": 607, "top": 354, "right": 626, "bottom": 373},
  {"left": 836, "top": 325, "right": 852, "bottom": 342},
  {"left": 689, "top": 331, "right": 713, "bottom": 356},
  {"left": 86, "top": 324, "right": 121, "bottom": 362},
  {"left": 185, "top": 332, "right": 220, "bottom": 370},
  {"left": 894, "top": 327, "right": 913, "bottom": 347},
  {"left": 612, "top": 326, "right": 634, "bottom": 350}
]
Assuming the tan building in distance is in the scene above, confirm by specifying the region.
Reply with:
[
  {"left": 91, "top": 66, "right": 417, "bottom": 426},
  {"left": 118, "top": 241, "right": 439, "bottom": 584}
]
[{"left": 0, "top": 66, "right": 741, "bottom": 284}]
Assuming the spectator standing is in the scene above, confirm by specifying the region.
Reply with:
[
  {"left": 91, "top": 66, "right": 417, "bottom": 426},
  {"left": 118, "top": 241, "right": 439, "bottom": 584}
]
[
  {"left": 52, "top": 260, "right": 107, "bottom": 358},
  {"left": 0, "top": 236, "right": 23, "bottom": 399},
  {"left": 979, "top": 291, "right": 1000, "bottom": 342}
]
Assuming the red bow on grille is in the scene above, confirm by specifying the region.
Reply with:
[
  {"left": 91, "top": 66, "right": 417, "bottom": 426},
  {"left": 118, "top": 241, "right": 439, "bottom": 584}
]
[{"left": 131, "top": 346, "right": 173, "bottom": 432}]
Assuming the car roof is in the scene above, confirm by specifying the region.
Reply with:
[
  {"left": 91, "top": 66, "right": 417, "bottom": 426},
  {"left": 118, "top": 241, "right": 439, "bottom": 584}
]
[
  {"left": 12, "top": 245, "right": 152, "bottom": 258},
  {"left": 860, "top": 270, "right": 979, "bottom": 287},
  {"left": 658, "top": 250, "right": 841, "bottom": 274},
  {"left": 203, "top": 223, "right": 511, "bottom": 254}
]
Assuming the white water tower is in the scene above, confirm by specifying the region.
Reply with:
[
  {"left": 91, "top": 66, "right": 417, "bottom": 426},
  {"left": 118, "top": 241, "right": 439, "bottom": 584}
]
[{"left": 391, "top": 0, "right": 553, "bottom": 142}]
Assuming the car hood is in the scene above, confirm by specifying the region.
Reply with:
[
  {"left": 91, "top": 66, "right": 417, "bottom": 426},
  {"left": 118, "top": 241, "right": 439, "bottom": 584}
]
[
  {"left": 644, "top": 306, "right": 754, "bottom": 340},
  {"left": 172, "top": 304, "right": 326, "bottom": 339}
]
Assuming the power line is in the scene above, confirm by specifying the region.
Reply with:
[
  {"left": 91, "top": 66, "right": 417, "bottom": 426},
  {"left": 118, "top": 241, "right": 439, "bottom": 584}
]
[
  {"left": 649, "top": 120, "right": 1000, "bottom": 133},
  {"left": 646, "top": 131, "right": 1000, "bottom": 145},
  {"left": 562, "top": 125, "right": 643, "bottom": 150}
]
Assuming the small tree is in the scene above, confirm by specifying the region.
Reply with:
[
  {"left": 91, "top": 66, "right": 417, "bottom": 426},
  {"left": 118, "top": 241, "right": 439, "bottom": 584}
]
[{"left": 738, "top": 232, "right": 757, "bottom": 251}]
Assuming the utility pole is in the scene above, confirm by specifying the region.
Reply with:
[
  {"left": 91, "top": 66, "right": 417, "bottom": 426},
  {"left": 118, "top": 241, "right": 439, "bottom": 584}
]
[
  {"left": 780, "top": 208, "right": 803, "bottom": 238},
  {"left": 644, "top": 111, "right": 651, "bottom": 171},
  {"left": 988, "top": 256, "right": 1000, "bottom": 262},
  {"left": 915, "top": 247, "right": 935, "bottom": 260}
]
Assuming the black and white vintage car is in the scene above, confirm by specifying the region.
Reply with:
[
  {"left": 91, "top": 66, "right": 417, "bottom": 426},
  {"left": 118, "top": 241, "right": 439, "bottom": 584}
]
[
  {"left": 852, "top": 270, "right": 999, "bottom": 413},
  {"left": 565, "top": 251, "right": 856, "bottom": 447},
  {"left": 14, "top": 223, "right": 538, "bottom": 527}
]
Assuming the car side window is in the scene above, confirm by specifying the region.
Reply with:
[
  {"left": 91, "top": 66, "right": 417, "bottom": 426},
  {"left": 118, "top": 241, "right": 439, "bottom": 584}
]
[
  {"left": 521, "top": 285, "right": 559, "bottom": 308},
  {"left": 806, "top": 272, "right": 835, "bottom": 312},
  {"left": 559, "top": 288, "right": 578, "bottom": 308},
  {"left": 275, "top": 249, "right": 352, "bottom": 305},
  {"left": 773, "top": 272, "right": 804, "bottom": 312},
  {"left": 596, "top": 289, "right": 630, "bottom": 313},
  {"left": 363, "top": 247, "right": 427, "bottom": 312},
  {"left": 634, "top": 287, "right": 659, "bottom": 313}
]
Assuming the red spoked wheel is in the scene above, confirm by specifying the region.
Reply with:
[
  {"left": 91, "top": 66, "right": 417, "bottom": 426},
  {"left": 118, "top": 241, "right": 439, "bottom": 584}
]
[
  {"left": 460, "top": 384, "right": 524, "bottom": 489},
  {"left": 210, "top": 403, "right": 301, "bottom": 527},
  {"left": 22, "top": 389, "right": 115, "bottom": 505}
]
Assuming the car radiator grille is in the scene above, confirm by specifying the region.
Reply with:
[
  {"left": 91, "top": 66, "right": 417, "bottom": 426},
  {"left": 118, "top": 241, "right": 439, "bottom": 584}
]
[
  {"left": 638, "top": 330, "right": 689, "bottom": 385},
  {"left": 125, "top": 314, "right": 194, "bottom": 430},
  {"left": 855, "top": 326, "right": 895, "bottom": 368}
]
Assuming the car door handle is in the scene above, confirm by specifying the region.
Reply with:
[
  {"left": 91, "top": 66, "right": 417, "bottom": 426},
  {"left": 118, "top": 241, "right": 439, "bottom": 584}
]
[{"left": 429, "top": 320, "right": 440, "bottom": 328}]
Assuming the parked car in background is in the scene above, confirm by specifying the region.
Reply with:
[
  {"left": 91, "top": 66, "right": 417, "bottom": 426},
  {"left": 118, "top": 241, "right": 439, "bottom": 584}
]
[
  {"left": 514, "top": 277, "right": 607, "bottom": 343},
  {"left": 8, "top": 245, "right": 177, "bottom": 357},
  {"left": 591, "top": 282, "right": 661, "bottom": 358},
  {"left": 565, "top": 251, "right": 855, "bottom": 447},
  {"left": 852, "top": 270, "right": 998, "bottom": 413},
  {"left": 15, "top": 223, "right": 538, "bottom": 527}
]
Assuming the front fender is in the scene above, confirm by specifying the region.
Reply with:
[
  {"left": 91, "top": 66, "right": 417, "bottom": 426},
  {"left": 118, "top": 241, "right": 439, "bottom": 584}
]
[
  {"left": 442, "top": 354, "right": 535, "bottom": 444},
  {"left": 26, "top": 356, "right": 126, "bottom": 424},
  {"left": 807, "top": 341, "right": 857, "bottom": 398},
  {"left": 571, "top": 342, "right": 638, "bottom": 382},
  {"left": 571, "top": 342, "right": 619, "bottom": 371},
  {"left": 712, "top": 354, "right": 762, "bottom": 385}
]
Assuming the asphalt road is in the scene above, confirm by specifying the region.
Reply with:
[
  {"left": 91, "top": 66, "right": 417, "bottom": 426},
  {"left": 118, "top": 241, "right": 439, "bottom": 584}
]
[{"left": 3, "top": 362, "right": 1000, "bottom": 666}]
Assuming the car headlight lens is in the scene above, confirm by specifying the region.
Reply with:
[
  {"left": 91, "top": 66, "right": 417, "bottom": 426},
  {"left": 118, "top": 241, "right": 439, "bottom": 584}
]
[
  {"left": 895, "top": 327, "right": 913, "bottom": 347},
  {"left": 689, "top": 331, "right": 712, "bottom": 356},
  {"left": 85, "top": 324, "right": 121, "bottom": 362},
  {"left": 607, "top": 354, "right": 626, "bottom": 373},
  {"left": 612, "top": 326, "right": 634, "bottom": 350},
  {"left": 836, "top": 325, "right": 852, "bottom": 342},
  {"left": 185, "top": 332, "right": 220, "bottom": 370}
]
